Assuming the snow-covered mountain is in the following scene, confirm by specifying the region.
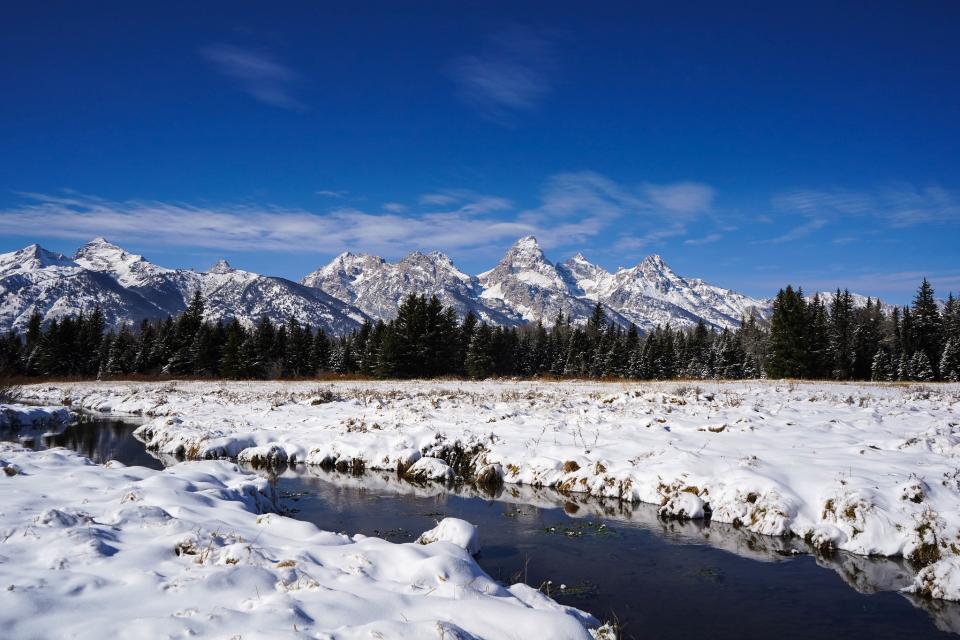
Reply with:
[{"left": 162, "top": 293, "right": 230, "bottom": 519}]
[
  {"left": 807, "top": 290, "right": 896, "bottom": 314},
  {"left": 303, "top": 250, "right": 521, "bottom": 325},
  {"left": 202, "top": 259, "right": 366, "bottom": 333},
  {"left": 74, "top": 237, "right": 201, "bottom": 316},
  {"left": 2, "top": 240, "right": 365, "bottom": 335},
  {"left": 477, "top": 236, "right": 628, "bottom": 326},
  {"left": 558, "top": 252, "right": 770, "bottom": 332},
  {"left": 0, "top": 244, "right": 166, "bottom": 332},
  {"left": 6, "top": 235, "right": 860, "bottom": 336}
]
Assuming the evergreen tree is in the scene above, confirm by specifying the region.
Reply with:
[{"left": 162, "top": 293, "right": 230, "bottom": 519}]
[
  {"left": 828, "top": 289, "right": 855, "bottom": 380},
  {"left": 870, "top": 349, "right": 893, "bottom": 382},
  {"left": 940, "top": 338, "right": 960, "bottom": 382},
  {"left": 912, "top": 278, "right": 943, "bottom": 378},
  {"left": 766, "top": 286, "right": 808, "bottom": 378},
  {"left": 219, "top": 320, "right": 244, "bottom": 379},
  {"left": 465, "top": 323, "right": 494, "bottom": 379},
  {"left": 910, "top": 351, "right": 935, "bottom": 382}
]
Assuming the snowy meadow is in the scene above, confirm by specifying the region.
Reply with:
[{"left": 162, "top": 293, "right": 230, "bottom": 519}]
[{"left": 4, "top": 378, "right": 960, "bottom": 637}]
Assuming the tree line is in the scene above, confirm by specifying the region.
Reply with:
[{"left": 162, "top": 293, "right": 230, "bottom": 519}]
[{"left": 0, "top": 280, "right": 958, "bottom": 382}]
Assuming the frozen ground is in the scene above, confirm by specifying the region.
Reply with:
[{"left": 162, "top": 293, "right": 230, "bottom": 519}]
[
  {"left": 0, "top": 403, "right": 70, "bottom": 431},
  {"left": 18, "top": 379, "right": 960, "bottom": 602},
  {"left": 0, "top": 439, "right": 606, "bottom": 639}
]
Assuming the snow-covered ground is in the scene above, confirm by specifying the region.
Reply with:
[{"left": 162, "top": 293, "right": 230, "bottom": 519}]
[
  {"left": 18, "top": 379, "right": 960, "bottom": 602},
  {"left": 0, "top": 441, "right": 606, "bottom": 639},
  {"left": 0, "top": 403, "right": 71, "bottom": 431}
]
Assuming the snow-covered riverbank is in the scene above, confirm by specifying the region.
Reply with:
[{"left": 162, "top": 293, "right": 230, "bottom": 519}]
[
  {"left": 19, "top": 379, "right": 960, "bottom": 601},
  {"left": 0, "top": 441, "right": 606, "bottom": 639},
  {"left": 0, "top": 403, "right": 71, "bottom": 430}
]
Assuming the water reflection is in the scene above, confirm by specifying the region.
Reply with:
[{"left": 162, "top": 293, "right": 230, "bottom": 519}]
[
  {"left": 0, "top": 415, "right": 164, "bottom": 470},
  {"left": 248, "top": 464, "right": 960, "bottom": 640}
]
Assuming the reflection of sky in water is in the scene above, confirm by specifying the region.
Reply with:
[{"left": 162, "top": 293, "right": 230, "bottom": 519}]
[
  {"left": 262, "top": 466, "right": 960, "bottom": 640},
  {"left": 3, "top": 418, "right": 957, "bottom": 639}
]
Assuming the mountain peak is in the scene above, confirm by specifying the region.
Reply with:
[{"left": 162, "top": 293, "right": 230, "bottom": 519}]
[
  {"left": 640, "top": 254, "right": 667, "bottom": 268},
  {"left": 75, "top": 236, "right": 127, "bottom": 258},
  {"left": 512, "top": 235, "right": 541, "bottom": 250},
  {"left": 21, "top": 244, "right": 75, "bottom": 267},
  {"left": 502, "top": 235, "right": 548, "bottom": 266},
  {"left": 209, "top": 259, "right": 235, "bottom": 274}
]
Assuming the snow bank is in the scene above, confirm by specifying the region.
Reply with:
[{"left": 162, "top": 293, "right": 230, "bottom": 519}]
[
  {"left": 19, "top": 379, "right": 960, "bottom": 601},
  {"left": 908, "top": 557, "right": 960, "bottom": 601},
  {"left": 0, "top": 403, "right": 71, "bottom": 430},
  {"left": 0, "top": 443, "right": 602, "bottom": 639},
  {"left": 417, "top": 517, "right": 480, "bottom": 555}
]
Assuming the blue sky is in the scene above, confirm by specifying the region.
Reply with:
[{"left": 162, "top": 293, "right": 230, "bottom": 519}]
[{"left": 1, "top": 1, "right": 958, "bottom": 303}]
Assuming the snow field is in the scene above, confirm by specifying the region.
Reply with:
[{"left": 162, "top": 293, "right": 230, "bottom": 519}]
[
  {"left": 19, "top": 378, "right": 960, "bottom": 602},
  {"left": 0, "top": 442, "right": 605, "bottom": 639}
]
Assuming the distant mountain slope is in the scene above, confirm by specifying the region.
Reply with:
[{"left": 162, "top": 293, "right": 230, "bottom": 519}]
[
  {"left": 303, "top": 250, "right": 520, "bottom": 325},
  {"left": 74, "top": 237, "right": 201, "bottom": 316},
  {"left": 558, "top": 252, "right": 770, "bottom": 332},
  {"left": 0, "top": 244, "right": 166, "bottom": 332},
  {"left": 3, "top": 241, "right": 365, "bottom": 335},
  {"left": 6, "top": 236, "right": 890, "bottom": 336},
  {"left": 477, "top": 236, "right": 625, "bottom": 326},
  {"left": 203, "top": 259, "right": 366, "bottom": 333}
]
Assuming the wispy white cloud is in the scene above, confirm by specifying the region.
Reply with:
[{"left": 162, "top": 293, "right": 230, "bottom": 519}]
[
  {"left": 760, "top": 183, "right": 960, "bottom": 243},
  {"left": 645, "top": 182, "right": 715, "bottom": 218},
  {"left": 418, "top": 190, "right": 513, "bottom": 215},
  {"left": 3, "top": 173, "right": 719, "bottom": 263},
  {"left": 200, "top": 44, "right": 305, "bottom": 111},
  {"left": 419, "top": 193, "right": 460, "bottom": 206},
  {"left": 615, "top": 226, "right": 688, "bottom": 251},
  {"left": 0, "top": 192, "right": 532, "bottom": 258},
  {"left": 684, "top": 232, "right": 724, "bottom": 246},
  {"left": 315, "top": 190, "right": 347, "bottom": 198},
  {"left": 756, "top": 217, "right": 829, "bottom": 244},
  {"left": 450, "top": 26, "right": 558, "bottom": 124},
  {"left": 516, "top": 172, "right": 715, "bottom": 252}
]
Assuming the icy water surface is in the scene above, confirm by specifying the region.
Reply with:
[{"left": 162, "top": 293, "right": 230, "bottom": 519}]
[
  {"left": 0, "top": 415, "right": 163, "bottom": 470},
  {"left": 5, "top": 416, "right": 958, "bottom": 639}
]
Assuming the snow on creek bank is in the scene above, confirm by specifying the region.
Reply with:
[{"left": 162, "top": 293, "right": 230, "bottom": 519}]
[
  {"left": 0, "top": 441, "right": 607, "bottom": 639},
  {"left": 0, "top": 403, "right": 71, "bottom": 431},
  {"left": 19, "top": 379, "right": 960, "bottom": 602}
]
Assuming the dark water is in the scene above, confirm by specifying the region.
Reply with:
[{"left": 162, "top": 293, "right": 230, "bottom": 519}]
[
  {"left": 0, "top": 415, "right": 164, "bottom": 470},
  {"left": 5, "top": 415, "right": 958, "bottom": 639},
  {"left": 258, "top": 466, "right": 960, "bottom": 640}
]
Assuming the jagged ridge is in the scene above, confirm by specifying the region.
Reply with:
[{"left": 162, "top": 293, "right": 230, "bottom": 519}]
[{"left": 3, "top": 236, "right": 779, "bottom": 335}]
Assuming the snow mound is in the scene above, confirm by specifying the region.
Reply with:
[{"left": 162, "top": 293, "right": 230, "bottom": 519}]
[
  {"left": 0, "top": 443, "right": 602, "bottom": 639},
  {"left": 0, "top": 404, "right": 71, "bottom": 430},
  {"left": 906, "top": 557, "right": 960, "bottom": 601},
  {"left": 404, "top": 456, "right": 455, "bottom": 482},
  {"left": 417, "top": 518, "right": 480, "bottom": 555}
]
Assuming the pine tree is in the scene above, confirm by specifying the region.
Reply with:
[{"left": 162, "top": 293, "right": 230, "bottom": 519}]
[
  {"left": 828, "top": 289, "right": 855, "bottom": 380},
  {"left": 465, "top": 323, "right": 494, "bottom": 379},
  {"left": 897, "top": 350, "right": 912, "bottom": 381},
  {"left": 311, "top": 329, "right": 331, "bottom": 373},
  {"left": 912, "top": 278, "right": 943, "bottom": 378},
  {"left": 940, "top": 338, "right": 960, "bottom": 382},
  {"left": 806, "top": 294, "right": 830, "bottom": 378},
  {"left": 910, "top": 351, "right": 935, "bottom": 382},
  {"left": 219, "top": 321, "right": 244, "bottom": 379},
  {"left": 938, "top": 294, "right": 960, "bottom": 381},
  {"left": 870, "top": 349, "right": 893, "bottom": 382},
  {"left": 766, "top": 286, "right": 808, "bottom": 378}
]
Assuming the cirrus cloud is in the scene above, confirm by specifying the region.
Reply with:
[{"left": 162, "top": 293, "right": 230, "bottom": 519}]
[{"left": 201, "top": 44, "right": 306, "bottom": 111}]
